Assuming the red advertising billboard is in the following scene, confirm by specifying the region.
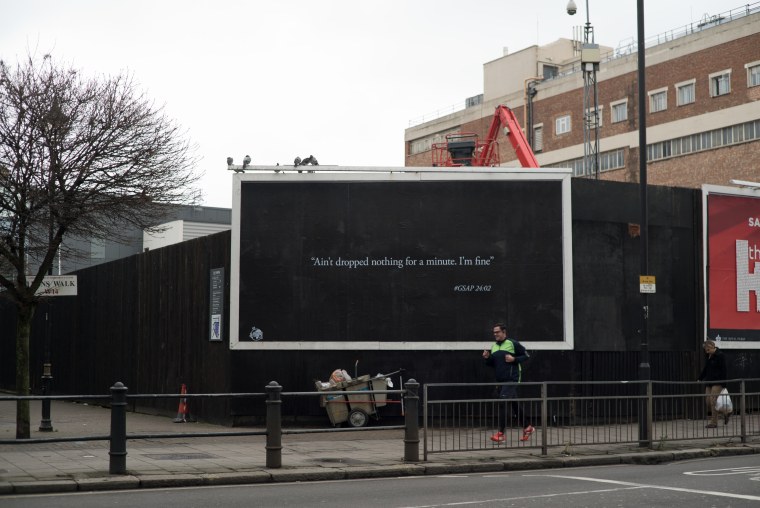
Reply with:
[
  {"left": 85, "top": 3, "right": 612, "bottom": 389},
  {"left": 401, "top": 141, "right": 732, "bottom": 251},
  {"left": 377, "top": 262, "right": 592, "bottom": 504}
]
[{"left": 704, "top": 185, "right": 760, "bottom": 346}]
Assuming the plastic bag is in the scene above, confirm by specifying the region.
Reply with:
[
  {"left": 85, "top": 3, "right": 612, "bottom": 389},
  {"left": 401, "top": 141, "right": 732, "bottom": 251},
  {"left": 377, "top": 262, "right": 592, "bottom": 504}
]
[
  {"left": 329, "top": 369, "right": 352, "bottom": 385},
  {"left": 715, "top": 387, "right": 733, "bottom": 413},
  {"left": 375, "top": 374, "right": 394, "bottom": 388}
]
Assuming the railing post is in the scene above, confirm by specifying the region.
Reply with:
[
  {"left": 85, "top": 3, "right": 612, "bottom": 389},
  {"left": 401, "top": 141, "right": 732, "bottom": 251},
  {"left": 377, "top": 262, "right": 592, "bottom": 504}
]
[
  {"left": 540, "top": 382, "right": 548, "bottom": 456},
  {"left": 403, "top": 378, "right": 420, "bottom": 462},
  {"left": 740, "top": 380, "right": 746, "bottom": 444},
  {"left": 38, "top": 363, "right": 53, "bottom": 432},
  {"left": 646, "top": 380, "right": 653, "bottom": 448},
  {"left": 265, "top": 381, "right": 282, "bottom": 469},
  {"left": 109, "top": 382, "right": 128, "bottom": 474},
  {"left": 638, "top": 380, "right": 652, "bottom": 448}
]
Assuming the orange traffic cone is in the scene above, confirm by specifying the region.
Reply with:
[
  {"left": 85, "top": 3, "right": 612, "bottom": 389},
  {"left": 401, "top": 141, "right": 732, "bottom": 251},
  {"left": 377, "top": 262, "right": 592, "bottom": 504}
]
[{"left": 173, "top": 384, "right": 188, "bottom": 423}]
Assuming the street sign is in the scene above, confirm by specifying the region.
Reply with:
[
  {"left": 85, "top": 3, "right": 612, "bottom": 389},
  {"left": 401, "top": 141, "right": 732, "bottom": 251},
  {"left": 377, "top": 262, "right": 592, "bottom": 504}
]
[
  {"left": 640, "top": 275, "right": 656, "bottom": 294},
  {"left": 27, "top": 275, "right": 78, "bottom": 296},
  {"left": 209, "top": 268, "right": 224, "bottom": 341}
]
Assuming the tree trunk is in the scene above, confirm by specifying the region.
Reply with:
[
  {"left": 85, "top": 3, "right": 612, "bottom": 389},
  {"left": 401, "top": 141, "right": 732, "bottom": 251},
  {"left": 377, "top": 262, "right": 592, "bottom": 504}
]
[{"left": 15, "top": 302, "right": 34, "bottom": 439}]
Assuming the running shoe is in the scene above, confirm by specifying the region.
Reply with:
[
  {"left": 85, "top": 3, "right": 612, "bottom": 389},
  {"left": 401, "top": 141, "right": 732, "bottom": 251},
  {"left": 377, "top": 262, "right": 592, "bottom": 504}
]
[
  {"left": 519, "top": 425, "right": 535, "bottom": 441},
  {"left": 490, "top": 431, "right": 505, "bottom": 443}
]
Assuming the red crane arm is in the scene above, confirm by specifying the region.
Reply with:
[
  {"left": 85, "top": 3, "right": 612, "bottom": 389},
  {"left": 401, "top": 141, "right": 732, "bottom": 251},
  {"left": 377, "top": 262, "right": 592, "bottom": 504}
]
[{"left": 474, "top": 105, "right": 539, "bottom": 168}]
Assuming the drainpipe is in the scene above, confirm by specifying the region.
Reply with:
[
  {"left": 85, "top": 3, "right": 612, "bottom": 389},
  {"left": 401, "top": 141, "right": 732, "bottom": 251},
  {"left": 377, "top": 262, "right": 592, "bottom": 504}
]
[{"left": 523, "top": 77, "right": 543, "bottom": 147}]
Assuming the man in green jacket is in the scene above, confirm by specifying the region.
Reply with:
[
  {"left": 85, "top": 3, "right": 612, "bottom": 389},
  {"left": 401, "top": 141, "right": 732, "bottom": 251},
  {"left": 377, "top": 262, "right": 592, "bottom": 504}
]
[{"left": 482, "top": 323, "right": 534, "bottom": 443}]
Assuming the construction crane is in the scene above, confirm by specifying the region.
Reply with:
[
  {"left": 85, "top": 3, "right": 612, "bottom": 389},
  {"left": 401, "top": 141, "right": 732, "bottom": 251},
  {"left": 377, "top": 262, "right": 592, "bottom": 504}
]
[{"left": 431, "top": 105, "right": 539, "bottom": 168}]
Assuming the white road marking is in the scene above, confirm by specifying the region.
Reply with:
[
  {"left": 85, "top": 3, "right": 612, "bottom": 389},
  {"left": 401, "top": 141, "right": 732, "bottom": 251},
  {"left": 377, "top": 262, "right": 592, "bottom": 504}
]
[
  {"left": 684, "top": 465, "right": 760, "bottom": 476},
  {"left": 533, "top": 474, "right": 760, "bottom": 502},
  {"left": 398, "top": 486, "right": 645, "bottom": 508}
]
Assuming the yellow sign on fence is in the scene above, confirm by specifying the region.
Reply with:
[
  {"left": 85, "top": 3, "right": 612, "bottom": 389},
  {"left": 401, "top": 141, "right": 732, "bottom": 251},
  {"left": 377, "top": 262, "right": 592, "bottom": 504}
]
[{"left": 639, "top": 275, "right": 656, "bottom": 294}]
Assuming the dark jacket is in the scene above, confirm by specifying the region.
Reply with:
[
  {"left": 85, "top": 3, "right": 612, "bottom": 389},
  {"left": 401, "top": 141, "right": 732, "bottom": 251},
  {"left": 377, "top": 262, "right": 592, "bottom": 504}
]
[
  {"left": 698, "top": 347, "right": 727, "bottom": 387},
  {"left": 484, "top": 338, "right": 529, "bottom": 382}
]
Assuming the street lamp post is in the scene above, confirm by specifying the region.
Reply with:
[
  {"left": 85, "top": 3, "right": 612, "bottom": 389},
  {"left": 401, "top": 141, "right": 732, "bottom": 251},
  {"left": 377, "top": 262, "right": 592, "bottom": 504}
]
[
  {"left": 567, "top": 0, "right": 601, "bottom": 179},
  {"left": 39, "top": 185, "right": 55, "bottom": 432},
  {"left": 637, "top": 0, "right": 651, "bottom": 447}
]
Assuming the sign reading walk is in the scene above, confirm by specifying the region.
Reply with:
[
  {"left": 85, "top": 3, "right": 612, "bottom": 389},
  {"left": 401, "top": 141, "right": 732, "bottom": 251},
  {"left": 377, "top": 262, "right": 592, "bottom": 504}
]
[{"left": 26, "top": 275, "right": 78, "bottom": 297}]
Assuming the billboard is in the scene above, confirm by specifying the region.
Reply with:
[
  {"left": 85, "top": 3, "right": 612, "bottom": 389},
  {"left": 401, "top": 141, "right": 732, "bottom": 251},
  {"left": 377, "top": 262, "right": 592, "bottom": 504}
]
[
  {"left": 230, "top": 167, "right": 573, "bottom": 350},
  {"left": 703, "top": 184, "right": 760, "bottom": 348}
]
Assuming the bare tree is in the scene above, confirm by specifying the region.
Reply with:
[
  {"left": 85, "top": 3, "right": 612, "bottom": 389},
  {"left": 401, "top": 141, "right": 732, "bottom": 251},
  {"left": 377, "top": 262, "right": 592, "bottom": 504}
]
[{"left": 0, "top": 55, "right": 200, "bottom": 438}]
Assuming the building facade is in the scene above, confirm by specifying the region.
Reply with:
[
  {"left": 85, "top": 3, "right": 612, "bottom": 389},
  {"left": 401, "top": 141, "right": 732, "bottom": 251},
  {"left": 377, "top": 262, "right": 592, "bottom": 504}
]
[
  {"left": 405, "top": 5, "right": 760, "bottom": 189},
  {"left": 52, "top": 205, "right": 231, "bottom": 274}
]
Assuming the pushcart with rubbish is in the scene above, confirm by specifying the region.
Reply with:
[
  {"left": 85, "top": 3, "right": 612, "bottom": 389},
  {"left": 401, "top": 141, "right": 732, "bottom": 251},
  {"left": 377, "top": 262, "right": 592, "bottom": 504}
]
[{"left": 315, "top": 368, "right": 404, "bottom": 427}]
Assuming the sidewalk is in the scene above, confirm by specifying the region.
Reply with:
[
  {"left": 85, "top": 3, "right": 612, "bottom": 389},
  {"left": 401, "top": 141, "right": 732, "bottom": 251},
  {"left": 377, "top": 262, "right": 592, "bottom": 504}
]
[{"left": 1, "top": 400, "right": 758, "bottom": 495}]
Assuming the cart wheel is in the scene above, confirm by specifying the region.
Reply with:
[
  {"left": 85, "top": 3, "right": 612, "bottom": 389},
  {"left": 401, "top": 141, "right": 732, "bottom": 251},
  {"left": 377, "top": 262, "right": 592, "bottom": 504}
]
[{"left": 348, "top": 409, "right": 369, "bottom": 428}]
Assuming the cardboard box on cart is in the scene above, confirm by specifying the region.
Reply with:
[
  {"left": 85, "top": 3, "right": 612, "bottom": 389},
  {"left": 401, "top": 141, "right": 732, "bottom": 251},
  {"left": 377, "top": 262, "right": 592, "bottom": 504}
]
[
  {"left": 343, "top": 375, "right": 388, "bottom": 413},
  {"left": 344, "top": 375, "right": 373, "bottom": 415},
  {"left": 315, "top": 381, "right": 348, "bottom": 426}
]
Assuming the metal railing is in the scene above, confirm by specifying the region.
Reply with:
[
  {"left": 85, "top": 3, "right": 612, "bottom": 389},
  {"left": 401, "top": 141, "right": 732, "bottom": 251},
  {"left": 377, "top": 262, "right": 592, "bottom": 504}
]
[
  {"left": 3, "top": 378, "right": 758, "bottom": 471},
  {"left": 423, "top": 379, "right": 760, "bottom": 460},
  {"left": 0, "top": 379, "right": 421, "bottom": 474}
]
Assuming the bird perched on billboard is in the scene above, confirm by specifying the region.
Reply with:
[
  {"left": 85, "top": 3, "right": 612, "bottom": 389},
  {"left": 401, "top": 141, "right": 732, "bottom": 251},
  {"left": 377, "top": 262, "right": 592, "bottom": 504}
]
[{"left": 301, "top": 155, "right": 318, "bottom": 166}]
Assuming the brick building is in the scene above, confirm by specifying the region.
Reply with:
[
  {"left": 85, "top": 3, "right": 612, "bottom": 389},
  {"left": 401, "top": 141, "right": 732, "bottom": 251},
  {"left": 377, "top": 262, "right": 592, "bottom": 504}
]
[{"left": 404, "top": 5, "right": 760, "bottom": 189}]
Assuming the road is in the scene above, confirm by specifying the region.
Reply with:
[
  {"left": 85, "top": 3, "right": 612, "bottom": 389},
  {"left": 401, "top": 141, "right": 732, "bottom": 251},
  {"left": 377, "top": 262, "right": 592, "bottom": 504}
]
[{"left": 2, "top": 454, "right": 759, "bottom": 507}]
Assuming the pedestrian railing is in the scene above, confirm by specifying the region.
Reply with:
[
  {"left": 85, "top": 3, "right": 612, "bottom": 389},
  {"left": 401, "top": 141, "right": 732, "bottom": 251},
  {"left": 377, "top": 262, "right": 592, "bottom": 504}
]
[
  {"left": 3, "top": 378, "right": 758, "bottom": 472},
  {"left": 0, "top": 379, "right": 420, "bottom": 474},
  {"left": 423, "top": 379, "right": 760, "bottom": 460}
]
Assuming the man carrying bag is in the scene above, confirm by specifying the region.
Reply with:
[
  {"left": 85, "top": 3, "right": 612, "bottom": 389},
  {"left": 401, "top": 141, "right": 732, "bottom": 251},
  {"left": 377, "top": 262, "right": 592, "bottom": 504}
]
[{"left": 698, "top": 339, "right": 731, "bottom": 428}]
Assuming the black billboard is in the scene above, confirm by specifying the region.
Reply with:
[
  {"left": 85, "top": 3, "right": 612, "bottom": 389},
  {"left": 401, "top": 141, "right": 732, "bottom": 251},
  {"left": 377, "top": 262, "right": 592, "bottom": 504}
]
[{"left": 230, "top": 170, "right": 573, "bottom": 350}]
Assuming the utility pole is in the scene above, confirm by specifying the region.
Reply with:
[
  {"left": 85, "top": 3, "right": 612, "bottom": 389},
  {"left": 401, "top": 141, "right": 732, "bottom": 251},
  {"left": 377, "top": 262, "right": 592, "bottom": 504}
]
[{"left": 637, "top": 0, "right": 651, "bottom": 447}]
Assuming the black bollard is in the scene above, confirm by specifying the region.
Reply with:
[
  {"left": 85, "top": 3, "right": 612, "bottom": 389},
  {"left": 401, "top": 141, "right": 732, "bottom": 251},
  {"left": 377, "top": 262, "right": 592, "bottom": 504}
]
[
  {"left": 39, "top": 306, "right": 54, "bottom": 431},
  {"left": 109, "top": 382, "right": 128, "bottom": 474},
  {"left": 403, "top": 378, "right": 420, "bottom": 462},
  {"left": 38, "top": 363, "right": 53, "bottom": 431},
  {"left": 265, "top": 381, "right": 282, "bottom": 469}
]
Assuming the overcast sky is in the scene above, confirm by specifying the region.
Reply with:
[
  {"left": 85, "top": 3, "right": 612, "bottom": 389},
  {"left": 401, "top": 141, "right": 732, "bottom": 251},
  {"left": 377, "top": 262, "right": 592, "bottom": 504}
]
[{"left": 1, "top": 0, "right": 733, "bottom": 208}]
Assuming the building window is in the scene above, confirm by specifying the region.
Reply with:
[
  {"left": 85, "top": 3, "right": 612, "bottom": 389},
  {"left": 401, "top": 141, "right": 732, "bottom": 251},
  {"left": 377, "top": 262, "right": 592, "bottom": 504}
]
[
  {"left": 543, "top": 64, "right": 559, "bottom": 80},
  {"left": 599, "top": 149, "right": 625, "bottom": 172},
  {"left": 546, "top": 148, "right": 625, "bottom": 177},
  {"left": 409, "top": 129, "right": 458, "bottom": 156},
  {"left": 610, "top": 99, "right": 627, "bottom": 123},
  {"left": 465, "top": 94, "right": 483, "bottom": 108},
  {"left": 709, "top": 69, "right": 731, "bottom": 97},
  {"left": 533, "top": 124, "right": 543, "bottom": 152},
  {"left": 647, "top": 118, "right": 760, "bottom": 162},
  {"left": 675, "top": 79, "right": 696, "bottom": 106},
  {"left": 555, "top": 115, "right": 571, "bottom": 135},
  {"left": 746, "top": 61, "right": 760, "bottom": 88},
  {"left": 409, "top": 138, "right": 430, "bottom": 155},
  {"left": 648, "top": 87, "right": 668, "bottom": 113},
  {"left": 586, "top": 106, "right": 603, "bottom": 128}
]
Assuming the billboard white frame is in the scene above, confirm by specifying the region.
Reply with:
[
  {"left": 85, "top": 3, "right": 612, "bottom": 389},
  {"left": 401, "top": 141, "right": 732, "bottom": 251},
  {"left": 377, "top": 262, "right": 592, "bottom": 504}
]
[{"left": 230, "top": 166, "right": 574, "bottom": 351}]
